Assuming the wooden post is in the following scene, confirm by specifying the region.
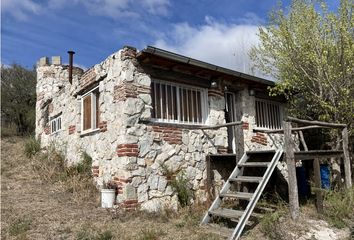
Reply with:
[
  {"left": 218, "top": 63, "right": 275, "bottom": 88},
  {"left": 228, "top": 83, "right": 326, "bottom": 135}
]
[
  {"left": 235, "top": 124, "right": 244, "bottom": 163},
  {"left": 284, "top": 121, "right": 300, "bottom": 220},
  {"left": 342, "top": 127, "right": 352, "bottom": 188},
  {"left": 313, "top": 158, "right": 323, "bottom": 213},
  {"left": 298, "top": 131, "right": 308, "bottom": 151},
  {"left": 205, "top": 155, "right": 212, "bottom": 201}
]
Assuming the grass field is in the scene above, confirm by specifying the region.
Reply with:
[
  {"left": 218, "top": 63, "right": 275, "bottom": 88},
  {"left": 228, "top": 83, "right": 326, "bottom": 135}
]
[{"left": 1, "top": 137, "right": 352, "bottom": 240}]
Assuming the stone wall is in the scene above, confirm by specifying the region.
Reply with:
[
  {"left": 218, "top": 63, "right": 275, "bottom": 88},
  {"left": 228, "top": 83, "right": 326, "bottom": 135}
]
[{"left": 35, "top": 46, "right": 287, "bottom": 211}]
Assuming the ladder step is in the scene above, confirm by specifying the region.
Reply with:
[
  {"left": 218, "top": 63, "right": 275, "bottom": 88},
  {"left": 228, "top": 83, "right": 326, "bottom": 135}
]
[
  {"left": 238, "top": 162, "right": 270, "bottom": 167},
  {"left": 201, "top": 223, "right": 233, "bottom": 238},
  {"left": 210, "top": 208, "right": 263, "bottom": 220},
  {"left": 246, "top": 150, "right": 276, "bottom": 155},
  {"left": 220, "top": 192, "right": 253, "bottom": 200},
  {"left": 210, "top": 208, "right": 244, "bottom": 219},
  {"left": 229, "top": 176, "right": 263, "bottom": 183}
]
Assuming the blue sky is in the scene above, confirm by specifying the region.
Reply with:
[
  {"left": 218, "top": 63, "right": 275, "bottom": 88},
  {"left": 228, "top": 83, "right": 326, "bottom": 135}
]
[{"left": 1, "top": 0, "right": 338, "bottom": 75}]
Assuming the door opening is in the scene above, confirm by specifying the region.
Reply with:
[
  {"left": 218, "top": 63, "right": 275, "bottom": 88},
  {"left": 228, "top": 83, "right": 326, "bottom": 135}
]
[{"left": 225, "top": 92, "right": 238, "bottom": 153}]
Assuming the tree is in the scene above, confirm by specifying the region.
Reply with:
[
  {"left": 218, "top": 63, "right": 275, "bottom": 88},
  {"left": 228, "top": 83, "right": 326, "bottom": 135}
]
[
  {"left": 1, "top": 64, "right": 37, "bottom": 135},
  {"left": 250, "top": 0, "right": 354, "bottom": 139}
]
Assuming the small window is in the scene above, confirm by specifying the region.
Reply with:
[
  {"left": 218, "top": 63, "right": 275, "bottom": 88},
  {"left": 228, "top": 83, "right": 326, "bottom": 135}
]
[
  {"left": 151, "top": 80, "right": 207, "bottom": 124},
  {"left": 255, "top": 99, "right": 283, "bottom": 129},
  {"left": 50, "top": 115, "right": 62, "bottom": 134},
  {"left": 81, "top": 87, "right": 100, "bottom": 132}
]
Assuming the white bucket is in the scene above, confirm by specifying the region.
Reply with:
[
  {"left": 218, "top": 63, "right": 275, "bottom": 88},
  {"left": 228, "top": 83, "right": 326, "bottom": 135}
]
[{"left": 101, "top": 189, "right": 116, "bottom": 208}]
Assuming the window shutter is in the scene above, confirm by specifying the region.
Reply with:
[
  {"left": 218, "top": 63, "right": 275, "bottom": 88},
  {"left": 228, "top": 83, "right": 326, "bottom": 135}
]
[{"left": 83, "top": 95, "right": 92, "bottom": 130}]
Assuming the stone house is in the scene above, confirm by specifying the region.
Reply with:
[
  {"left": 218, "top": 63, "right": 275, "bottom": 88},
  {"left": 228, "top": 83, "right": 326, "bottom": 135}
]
[{"left": 35, "top": 46, "right": 286, "bottom": 211}]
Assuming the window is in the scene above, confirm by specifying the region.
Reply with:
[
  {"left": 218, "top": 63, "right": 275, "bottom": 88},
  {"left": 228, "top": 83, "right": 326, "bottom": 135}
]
[
  {"left": 255, "top": 99, "right": 283, "bottom": 129},
  {"left": 50, "top": 115, "right": 62, "bottom": 134},
  {"left": 81, "top": 87, "right": 100, "bottom": 132},
  {"left": 151, "top": 80, "right": 207, "bottom": 124}
]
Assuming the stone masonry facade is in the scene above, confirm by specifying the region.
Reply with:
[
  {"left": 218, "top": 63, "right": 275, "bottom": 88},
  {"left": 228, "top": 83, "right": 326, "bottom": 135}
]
[{"left": 35, "top": 46, "right": 287, "bottom": 211}]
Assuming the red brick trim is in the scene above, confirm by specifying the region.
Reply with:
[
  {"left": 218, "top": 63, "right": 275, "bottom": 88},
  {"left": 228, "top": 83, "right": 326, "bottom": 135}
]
[
  {"left": 116, "top": 144, "right": 139, "bottom": 157},
  {"left": 152, "top": 125, "right": 182, "bottom": 144},
  {"left": 121, "top": 199, "right": 139, "bottom": 210},
  {"left": 114, "top": 83, "right": 150, "bottom": 101},
  {"left": 217, "top": 146, "right": 228, "bottom": 154},
  {"left": 44, "top": 124, "right": 50, "bottom": 135},
  {"left": 242, "top": 122, "right": 249, "bottom": 130},
  {"left": 208, "top": 89, "right": 223, "bottom": 97},
  {"left": 68, "top": 125, "right": 76, "bottom": 135},
  {"left": 251, "top": 132, "right": 268, "bottom": 145},
  {"left": 98, "top": 121, "right": 107, "bottom": 132},
  {"left": 79, "top": 68, "right": 96, "bottom": 89},
  {"left": 92, "top": 166, "right": 99, "bottom": 177}
]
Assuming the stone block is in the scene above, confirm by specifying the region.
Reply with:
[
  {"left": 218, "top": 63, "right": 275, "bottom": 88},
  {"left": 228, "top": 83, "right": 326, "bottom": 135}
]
[
  {"left": 38, "top": 57, "right": 49, "bottom": 66},
  {"left": 52, "top": 56, "right": 61, "bottom": 65},
  {"left": 123, "top": 184, "right": 137, "bottom": 200}
]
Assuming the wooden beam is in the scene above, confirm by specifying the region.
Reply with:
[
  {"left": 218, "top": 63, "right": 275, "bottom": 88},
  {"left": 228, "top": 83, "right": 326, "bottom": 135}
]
[
  {"left": 256, "top": 125, "right": 332, "bottom": 134},
  {"left": 313, "top": 158, "right": 324, "bottom": 213},
  {"left": 294, "top": 150, "right": 343, "bottom": 160},
  {"left": 298, "top": 131, "right": 308, "bottom": 151},
  {"left": 206, "top": 155, "right": 212, "bottom": 201},
  {"left": 199, "top": 121, "right": 243, "bottom": 130},
  {"left": 342, "top": 127, "right": 352, "bottom": 188},
  {"left": 286, "top": 117, "right": 346, "bottom": 128},
  {"left": 235, "top": 124, "right": 244, "bottom": 163},
  {"left": 284, "top": 121, "right": 299, "bottom": 220}
]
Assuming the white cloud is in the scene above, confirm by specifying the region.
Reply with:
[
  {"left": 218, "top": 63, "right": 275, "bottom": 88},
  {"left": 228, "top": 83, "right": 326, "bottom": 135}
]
[
  {"left": 47, "top": 0, "right": 170, "bottom": 18},
  {"left": 154, "top": 15, "right": 269, "bottom": 79},
  {"left": 2, "top": 0, "right": 41, "bottom": 20},
  {"left": 141, "top": 0, "right": 170, "bottom": 16}
]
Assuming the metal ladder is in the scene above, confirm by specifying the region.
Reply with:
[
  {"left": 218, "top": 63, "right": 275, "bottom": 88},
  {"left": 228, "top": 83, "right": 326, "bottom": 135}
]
[{"left": 201, "top": 149, "right": 284, "bottom": 240}]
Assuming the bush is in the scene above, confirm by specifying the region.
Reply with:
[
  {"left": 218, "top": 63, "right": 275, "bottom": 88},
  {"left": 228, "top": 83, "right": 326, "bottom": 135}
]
[
  {"left": 323, "top": 187, "right": 354, "bottom": 228},
  {"left": 170, "top": 172, "right": 193, "bottom": 207},
  {"left": 31, "top": 144, "right": 98, "bottom": 203},
  {"left": 23, "top": 136, "right": 41, "bottom": 158}
]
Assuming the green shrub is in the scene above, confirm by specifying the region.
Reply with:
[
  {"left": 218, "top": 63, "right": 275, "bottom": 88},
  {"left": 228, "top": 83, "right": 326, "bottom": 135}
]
[
  {"left": 170, "top": 171, "right": 193, "bottom": 207},
  {"left": 323, "top": 187, "right": 354, "bottom": 228},
  {"left": 66, "top": 151, "right": 92, "bottom": 177},
  {"left": 8, "top": 216, "right": 32, "bottom": 236},
  {"left": 23, "top": 136, "right": 41, "bottom": 158}
]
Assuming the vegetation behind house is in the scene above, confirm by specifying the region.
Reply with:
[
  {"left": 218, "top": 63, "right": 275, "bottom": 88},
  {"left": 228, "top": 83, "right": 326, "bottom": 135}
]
[{"left": 1, "top": 64, "right": 37, "bottom": 136}]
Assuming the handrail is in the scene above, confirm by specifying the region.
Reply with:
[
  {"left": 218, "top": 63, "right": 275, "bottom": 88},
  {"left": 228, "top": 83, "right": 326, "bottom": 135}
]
[{"left": 286, "top": 116, "right": 346, "bottom": 128}]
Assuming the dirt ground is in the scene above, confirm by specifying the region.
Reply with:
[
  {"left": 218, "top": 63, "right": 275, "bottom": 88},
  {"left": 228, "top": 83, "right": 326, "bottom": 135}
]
[
  {"left": 1, "top": 137, "right": 351, "bottom": 240},
  {"left": 1, "top": 137, "right": 228, "bottom": 240}
]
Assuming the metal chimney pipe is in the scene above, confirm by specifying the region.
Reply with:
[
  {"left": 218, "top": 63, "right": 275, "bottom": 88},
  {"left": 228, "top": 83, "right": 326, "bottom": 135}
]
[{"left": 67, "top": 50, "right": 75, "bottom": 84}]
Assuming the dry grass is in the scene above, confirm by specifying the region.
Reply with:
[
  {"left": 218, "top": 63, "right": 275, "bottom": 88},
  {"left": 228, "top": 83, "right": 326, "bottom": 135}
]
[
  {"left": 3, "top": 136, "right": 350, "bottom": 240},
  {"left": 0, "top": 137, "right": 224, "bottom": 240}
]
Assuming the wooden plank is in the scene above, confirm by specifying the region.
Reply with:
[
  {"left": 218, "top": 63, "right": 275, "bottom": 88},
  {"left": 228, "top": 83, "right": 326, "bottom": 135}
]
[
  {"left": 220, "top": 192, "right": 253, "bottom": 200},
  {"left": 284, "top": 121, "right": 299, "bottom": 220},
  {"left": 342, "top": 127, "right": 352, "bottom": 188},
  {"left": 255, "top": 125, "right": 332, "bottom": 134},
  {"left": 286, "top": 117, "right": 346, "bottom": 128},
  {"left": 238, "top": 162, "right": 270, "bottom": 167},
  {"left": 229, "top": 176, "right": 263, "bottom": 183},
  {"left": 299, "top": 131, "right": 308, "bottom": 151},
  {"left": 294, "top": 150, "right": 343, "bottom": 160},
  {"left": 210, "top": 208, "right": 244, "bottom": 219},
  {"left": 313, "top": 158, "right": 324, "bottom": 213},
  {"left": 235, "top": 124, "right": 244, "bottom": 163},
  {"left": 199, "top": 121, "right": 243, "bottom": 130},
  {"left": 206, "top": 155, "right": 212, "bottom": 201}
]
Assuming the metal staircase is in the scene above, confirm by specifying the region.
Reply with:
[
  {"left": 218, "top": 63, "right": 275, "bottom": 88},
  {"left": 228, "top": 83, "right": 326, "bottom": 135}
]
[{"left": 201, "top": 149, "right": 283, "bottom": 240}]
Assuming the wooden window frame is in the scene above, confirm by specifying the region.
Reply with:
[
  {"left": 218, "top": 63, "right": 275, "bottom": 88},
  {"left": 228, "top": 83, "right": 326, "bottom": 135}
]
[
  {"left": 255, "top": 98, "right": 283, "bottom": 130},
  {"left": 80, "top": 86, "right": 100, "bottom": 133},
  {"left": 50, "top": 115, "right": 62, "bottom": 134},
  {"left": 151, "top": 79, "right": 208, "bottom": 124}
]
